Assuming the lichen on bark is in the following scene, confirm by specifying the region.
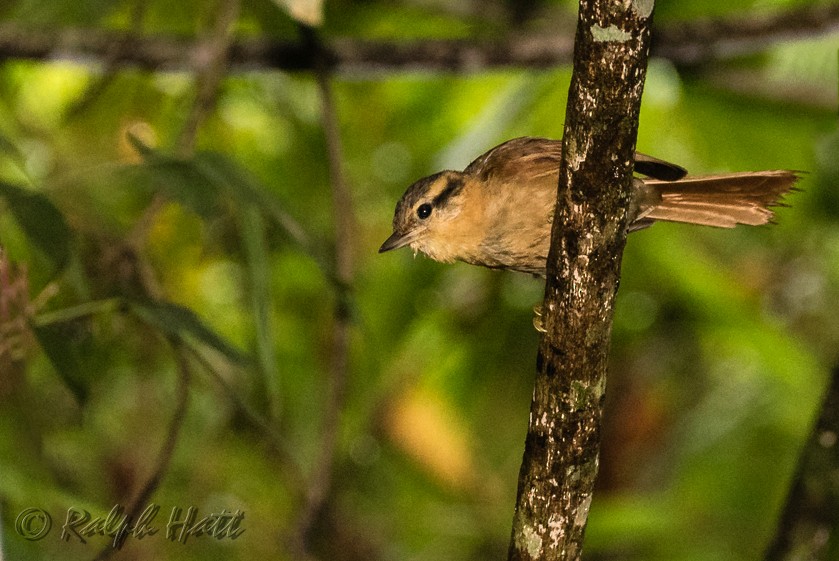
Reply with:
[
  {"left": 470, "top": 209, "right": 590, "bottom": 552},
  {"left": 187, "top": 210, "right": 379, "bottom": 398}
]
[{"left": 507, "top": 1, "right": 655, "bottom": 560}]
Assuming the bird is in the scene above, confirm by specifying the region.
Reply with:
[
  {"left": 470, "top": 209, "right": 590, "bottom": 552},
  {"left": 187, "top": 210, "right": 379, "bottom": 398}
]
[{"left": 379, "top": 136, "right": 799, "bottom": 277}]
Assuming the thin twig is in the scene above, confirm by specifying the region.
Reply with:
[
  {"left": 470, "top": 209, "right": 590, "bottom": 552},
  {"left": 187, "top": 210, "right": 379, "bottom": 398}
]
[
  {"left": 0, "top": 4, "right": 837, "bottom": 73},
  {"left": 91, "top": 339, "right": 191, "bottom": 561},
  {"left": 64, "top": 0, "right": 149, "bottom": 120},
  {"left": 289, "top": 26, "right": 355, "bottom": 556},
  {"left": 127, "top": 0, "right": 240, "bottom": 248},
  {"left": 175, "top": 0, "right": 240, "bottom": 157},
  {"left": 184, "top": 343, "right": 305, "bottom": 489}
]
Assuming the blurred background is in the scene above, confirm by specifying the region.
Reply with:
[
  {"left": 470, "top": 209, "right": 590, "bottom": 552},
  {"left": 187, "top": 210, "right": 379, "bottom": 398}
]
[{"left": 0, "top": 0, "right": 837, "bottom": 560}]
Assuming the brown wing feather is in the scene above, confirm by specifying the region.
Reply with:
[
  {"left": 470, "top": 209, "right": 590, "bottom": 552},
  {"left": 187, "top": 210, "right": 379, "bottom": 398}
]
[
  {"left": 463, "top": 137, "right": 689, "bottom": 185},
  {"left": 463, "top": 137, "right": 563, "bottom": 184}
]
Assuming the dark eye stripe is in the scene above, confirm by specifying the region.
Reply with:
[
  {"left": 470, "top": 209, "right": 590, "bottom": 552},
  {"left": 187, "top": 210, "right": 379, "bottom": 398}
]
[{"left": 431, "top": 176, "right": 465, "bottom": 208}]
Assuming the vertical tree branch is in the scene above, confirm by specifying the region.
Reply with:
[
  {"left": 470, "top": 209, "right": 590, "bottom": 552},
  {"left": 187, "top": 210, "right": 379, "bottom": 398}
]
[
  {"left": 508, "top": 1, "right": 655, "bottom": 560},
  {"left": 290, "top": 26, "right": 355, "bottom": 557},
  {"left": 764, "top": 364, "right": 839, "bottom": 561}
]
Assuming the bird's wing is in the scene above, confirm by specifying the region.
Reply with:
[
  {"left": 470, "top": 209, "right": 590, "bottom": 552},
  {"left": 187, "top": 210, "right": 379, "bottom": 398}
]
[
  {"left": 464, "top": 137, "right": 688, "bottom": 184},
  {"left": 463, "top": 137, "right": 563, "bottom": 185}
]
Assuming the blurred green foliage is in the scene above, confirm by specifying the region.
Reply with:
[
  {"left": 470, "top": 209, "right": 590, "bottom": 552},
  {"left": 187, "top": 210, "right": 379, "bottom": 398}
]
[{"left": 0, "top": 1, "right": 837, "bottom": 560}]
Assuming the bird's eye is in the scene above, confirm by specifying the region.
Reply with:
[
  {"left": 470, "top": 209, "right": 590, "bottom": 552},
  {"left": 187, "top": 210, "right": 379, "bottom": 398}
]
[{"left": 417, "top": 203, "right": 432, "bottom": 219}]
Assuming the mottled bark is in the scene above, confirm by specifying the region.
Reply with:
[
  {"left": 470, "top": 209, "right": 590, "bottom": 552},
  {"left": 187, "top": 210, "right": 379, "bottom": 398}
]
[{"left": 507, "top": 1, "right": 654, "bottom": 560}]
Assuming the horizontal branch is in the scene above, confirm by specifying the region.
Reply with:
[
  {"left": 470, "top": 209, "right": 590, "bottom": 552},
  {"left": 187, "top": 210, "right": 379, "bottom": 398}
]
[
  {"left": 652, "top": 4, "right": 839, "bottom": 66},
  {"left": 0, "top": 4, "right": 837, "bottom": 73}
]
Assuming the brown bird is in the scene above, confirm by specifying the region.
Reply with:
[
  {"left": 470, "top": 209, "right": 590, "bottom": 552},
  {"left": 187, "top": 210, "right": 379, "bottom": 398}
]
[{"left": 379, "top": 137, "right": 799, "bottom": 277}]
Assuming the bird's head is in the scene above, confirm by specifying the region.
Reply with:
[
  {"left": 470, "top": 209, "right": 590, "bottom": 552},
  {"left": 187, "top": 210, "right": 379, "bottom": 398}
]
[{"left": 379, "top": 170, "right": 477, "bottom": 263}]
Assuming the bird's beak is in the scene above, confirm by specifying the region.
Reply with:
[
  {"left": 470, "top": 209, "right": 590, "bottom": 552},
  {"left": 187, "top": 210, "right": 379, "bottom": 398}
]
[{"left": 379, "top": 230, "right": 413, "bottom": 253}]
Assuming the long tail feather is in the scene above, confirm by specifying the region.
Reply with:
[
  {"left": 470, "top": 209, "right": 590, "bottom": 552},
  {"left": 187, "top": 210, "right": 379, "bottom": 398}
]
[{"left": 643, "top": 171, "right": 800, "bottom": 228}]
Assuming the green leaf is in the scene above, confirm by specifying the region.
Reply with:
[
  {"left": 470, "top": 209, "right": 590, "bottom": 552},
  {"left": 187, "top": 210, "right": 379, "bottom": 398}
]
[
  {"left": 191, "top": 152, "right": 333, "bottom": 276},
  {"left": 241, "top": 205, "right": 281, "bottom": 417},
  {"left": 128, "top": 141, "right": 332, "bottom": 278},
  {"left": 126, "top": 132, "right": 154, "bottom": 159},
  {"left": 194, "top": 152, "right": 312, "bottom": 245},
  {"left": 0, "top": 181, "right": 71, "bottom": 269},
  {"left": 32, "top": 298, "right": 120, "bottom": 327},
  {"left": 32, "top": 321, "right": 93, "bottom": 404},
  {"left": 0, "top": 133, "right": 26, "bottom": 169},
  {"left": 128, "top": 298, "right": 249, "bottom": 366},
  {"left": 127, "top": 138, "right": 225, "bottom": 219}
]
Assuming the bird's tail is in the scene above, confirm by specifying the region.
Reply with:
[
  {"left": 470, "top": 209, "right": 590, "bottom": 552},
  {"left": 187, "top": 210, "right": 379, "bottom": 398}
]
[{"left": 643, "top": 171, "right": 800, "bottom": 228}]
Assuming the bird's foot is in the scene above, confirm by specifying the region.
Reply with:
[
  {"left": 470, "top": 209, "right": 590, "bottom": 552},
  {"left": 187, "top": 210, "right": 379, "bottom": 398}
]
[{"left": 532, "top": 304, "right": 546, "bottom": 333}]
